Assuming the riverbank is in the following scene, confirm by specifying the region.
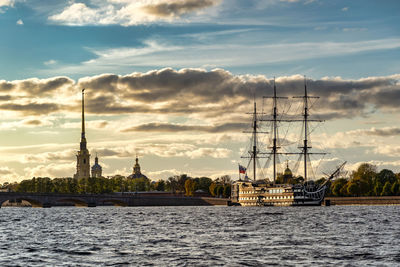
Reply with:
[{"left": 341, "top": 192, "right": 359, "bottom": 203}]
[
  {"left": 0, "top": 192, "right": 230, "bottom": 207},
  {"left": 325, "top": 196, "right": 400, "bottom": 205}
]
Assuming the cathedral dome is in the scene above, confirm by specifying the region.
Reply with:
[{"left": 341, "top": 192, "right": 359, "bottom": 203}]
[
  {"left": 283, "top": 161, "right": 292, "bottom": 176},
  {"left": 91, "top": 155, "right": 102, "bottom": 178},
  {"left": 92, "top": 162, "right": 102, "bottom": 171},
  {"left": 284, "top": 166, "right": 292, "bottom": 176},
  {"left": 128, "top": 156, "right": 148, "bottom": 179}
]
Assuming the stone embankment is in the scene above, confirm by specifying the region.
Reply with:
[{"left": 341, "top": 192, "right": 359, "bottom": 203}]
[{"left": 325, "top": 196, "right": 400, "bottom": 205}]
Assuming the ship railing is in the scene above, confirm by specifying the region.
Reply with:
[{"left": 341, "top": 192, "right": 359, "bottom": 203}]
[{"left": 301, "top": 185, "right": 326, "bottom": 200}]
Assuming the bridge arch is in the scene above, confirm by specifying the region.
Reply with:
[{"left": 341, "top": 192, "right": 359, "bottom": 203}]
[
  {"left": 0, "top": 197, "right": 44, "bottom": 208},
  {"left": 100, "top": 199, "right": 128, "bottom": 207},
  {"left": 56, "top": 198, "right": 90, "bottom": 207}
]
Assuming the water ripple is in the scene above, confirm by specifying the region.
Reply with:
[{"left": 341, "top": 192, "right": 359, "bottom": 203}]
[{"left": 0, "top": 206, "right": 399, "bottom": 266}]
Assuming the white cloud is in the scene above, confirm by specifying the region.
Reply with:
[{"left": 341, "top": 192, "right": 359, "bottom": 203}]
[
  {"left": 371, "top": 145, "right": 400, "bottom": 157},
  {"left": 45, "top": 38, "right": 400, "bottom": 75},
  {"left": 343, "top": 28, "right": 367, "bottom": 32},
  {"left": 0, "top": 117, "right": 54, "bottom": 130},
  {"left": 61, "top": 120, "right": 109, "bottom": 130},
  {"left": 0, "top": 166, "right": 19, "bottom": 183},
  {"left": 146, "top": 168, "right": 181, "bottom": 180},
  {"left": 48, "top": 0, "right": 220, "bottom": 26},
  {"left": 0, "top": 0, "right": 13, "bottom": 7},
  {"left": 24, "top": 162, "right": 75, "bottom": 178},
  {"left": 186, "top": 147, "right": 231, "bottom": 159},
  {"left": 342, "top": 7, "right": 349, "bottom": 11},
  {"left": 16, "top": 19, "right": 23, "bottom": 25},
  {"left": 44, "top": 59, "right": 57, "bottom": 65}
]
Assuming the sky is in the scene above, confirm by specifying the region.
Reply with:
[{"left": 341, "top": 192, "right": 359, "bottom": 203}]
[{"left": 0, "top": 0, "right": 399, "bottom": 183}]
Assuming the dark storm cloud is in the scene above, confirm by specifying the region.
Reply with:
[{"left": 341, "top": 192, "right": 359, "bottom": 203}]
[
  {"left": 84, "top": 95, "right": 137, "bottom": 114},
  {"left": 0, "top": 102, "right": 60, "bottom": 115},
  {"left": 121, "top": 122, "right": 248, "bottom": 133},
  {"left": 1, "top": 69, "right": 399, "bottom": 123},
  {"left": 0, "top": 168, "right": 12, "bottom": 175},
  {"left": 353, "top": 127, "right": 400, "bottom": 137},
  {"left": 0, "top": 95, "right": 12, "bottom": 101},
  {"left": 77, "top": 69, "right": 400, "bottom": 121},
  {"left": 118, "top": 68, "right": 248, "bottom": 103},
  {"left": 0, "top": 77, "right": 74, "bottom": 95},
  {"left": 143, "top": 0, "right": 219, "bottom": 17},
  {"left": 0, "top": 81, "right": 13, "bottom": 91},
  {"left": 79, "top": 68, "right": 266, "bottom": 109},
  {"left": 309, "top": 77, "right": 397, "bottom": 97},
  {"left": 79, "top": 74, "right": 118, "bottom": 93},
  {"left": 24, "top": 120, "right": 43, "bottom": 126},
  {"left": 362, "top": 88, "right": 400, "bottom": 109}
]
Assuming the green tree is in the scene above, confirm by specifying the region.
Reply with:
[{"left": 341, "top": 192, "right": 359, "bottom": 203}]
[
  {"left": 347, "top": 182, "right": 358, "bottom": 196},
  {"left": 373, "top": 181, "right": 383, "bottom": 196},
  {"left": 184, "top": 179, "right": 196, "bottom": 197},
  {"left": 391, "top": 181, "right": 400, "bottom": 196},
  {"left": 195, "top": 177, "right": 212, "bottom": 194},
  {"left": 218, "top": 175, "right": 231, "bottom": 185},
  {"left": 209, "top": 183, "right": 217, "bottom": 197},
  {"left": 177, "top": 174, "right": 190, "bottom": 193},
  {"left": 375, "top": 169, "right": 397, "bottom": 185},
  {"left": 381, "top": 181, "right": 392, "bottom": 196},
  {"left": 216, "top": 186, "right": 224, "bottom": 197},
  {"left": 166, "top": 176, "right": 178, "bottom": 193},
  {"left": 155, "top": 180, "right": 166, "bottom": 191},
  {"left": 352, "top": 163, "right": 377, "bottom": 195},
  {"left": 331, "top": 178, "right": 347, "bottom": 197},
  {"left": 223, "top": 185, "right": 231, "bottom": 198}
]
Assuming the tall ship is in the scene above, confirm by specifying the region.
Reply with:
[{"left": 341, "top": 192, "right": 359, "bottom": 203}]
[{"left": 231, "top": 78, "right": 345, "bottom": 206}]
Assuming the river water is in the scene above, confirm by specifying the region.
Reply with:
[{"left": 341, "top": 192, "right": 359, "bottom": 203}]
[{"left": 0, "top": 206, "right": 399, "bottom": 266}]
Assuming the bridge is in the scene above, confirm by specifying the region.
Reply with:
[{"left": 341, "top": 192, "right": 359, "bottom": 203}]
[{"left": 0, "top": 192, "right": 230, "bottom": 208}]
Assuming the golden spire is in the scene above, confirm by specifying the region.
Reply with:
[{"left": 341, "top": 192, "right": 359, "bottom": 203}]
[
  {"left": 81, "top": 88, "right": 85, "bottom": 139},
  {"left": 80, "top": 88, "right": 87, "bottom": 150}
]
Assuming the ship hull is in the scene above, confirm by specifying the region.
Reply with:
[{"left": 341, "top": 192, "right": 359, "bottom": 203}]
[
  {"left": 231, "top": 181, "right": 327, "bottom": 207},
  {"left": 256, "top": 199, "right": 323, "bottom": 207}
]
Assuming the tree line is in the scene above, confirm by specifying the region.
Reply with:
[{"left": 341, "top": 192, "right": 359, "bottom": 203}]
[
  {"left": 326, "top": 163, "right": 400, "bottom": 197},
  {"left": 4, "top": 162, "right": 397, "bottom": 198},
  {"left": 0, "top": 174, "right": 233, "bottom": 198}
]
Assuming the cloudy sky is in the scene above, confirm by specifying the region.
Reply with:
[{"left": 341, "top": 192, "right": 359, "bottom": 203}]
[{"left": 0, "top": 0, "right": 399, "bottom": 183}]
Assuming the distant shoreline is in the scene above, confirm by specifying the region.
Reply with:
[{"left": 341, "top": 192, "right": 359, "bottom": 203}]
[
  {"left": 3, "top": 195, "right": 400, "bottom": 207},
  {"left": 325, "top": 196, "right": 400, "bottom": 206}
]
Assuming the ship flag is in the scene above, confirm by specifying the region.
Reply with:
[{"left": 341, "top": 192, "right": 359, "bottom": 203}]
[{"left": 239, "top": 164, "right": 247, "bottom": 174}]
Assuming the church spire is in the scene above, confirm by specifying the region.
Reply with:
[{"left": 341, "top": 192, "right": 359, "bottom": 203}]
[
  {"left": 74, "top": 88, "right": 90, "bottom": 179},
  {"left": 82, "top": 88, "right": 85, "bottom": 136},
  {"left": 80, "top": 88, "right": 87, "bottom": 151},
  {"left": 134, "top": 155, "right": 141, "bottom": 175}
]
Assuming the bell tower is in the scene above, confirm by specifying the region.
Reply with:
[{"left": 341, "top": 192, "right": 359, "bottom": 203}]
[
  {"left": 133, "top": 156, "right": 141, "bottom": 175},
  {"left": 74, "top": 88, "right": 90, "bottom": 179}
]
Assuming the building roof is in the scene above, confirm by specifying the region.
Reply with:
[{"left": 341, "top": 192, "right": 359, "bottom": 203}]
[{"left": 91, "top": 155, "right": 102, "bottom": 171}]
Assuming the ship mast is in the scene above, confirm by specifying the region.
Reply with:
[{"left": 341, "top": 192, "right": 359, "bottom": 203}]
[
  {"left": 262, "top": 78, "right": 288, "bottom": 184},
  {"left": 242, "top": 100, "right": 268, "bottom": 181},
  {"left": 252, "top": 102, "right": 257, "bottom": 181},
  {"left": 293, "top": 77, "right": 324, "bottom": 182}
]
